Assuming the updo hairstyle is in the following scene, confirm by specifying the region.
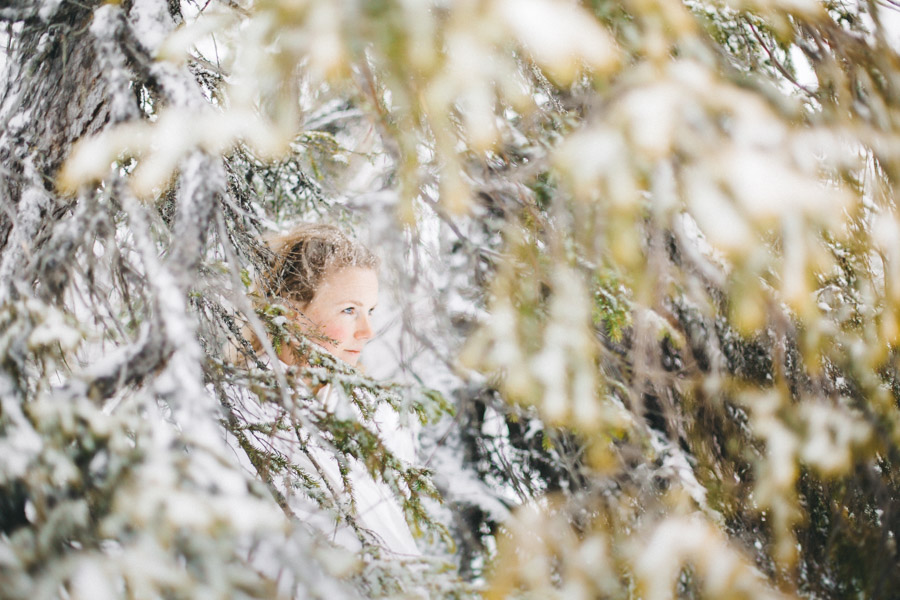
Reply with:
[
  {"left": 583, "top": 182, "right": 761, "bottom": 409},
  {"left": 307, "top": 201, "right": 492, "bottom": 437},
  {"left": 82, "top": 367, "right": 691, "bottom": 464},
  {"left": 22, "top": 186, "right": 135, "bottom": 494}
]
[{"left": 261, "top": 223, "right": 379, "bottom": 307}]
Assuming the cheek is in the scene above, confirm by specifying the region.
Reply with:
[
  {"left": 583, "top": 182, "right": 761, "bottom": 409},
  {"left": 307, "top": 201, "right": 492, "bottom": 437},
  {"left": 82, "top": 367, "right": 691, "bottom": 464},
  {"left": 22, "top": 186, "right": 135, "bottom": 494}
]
[{"left": 320, "top": 320, "right": 352, "bottom": 346}]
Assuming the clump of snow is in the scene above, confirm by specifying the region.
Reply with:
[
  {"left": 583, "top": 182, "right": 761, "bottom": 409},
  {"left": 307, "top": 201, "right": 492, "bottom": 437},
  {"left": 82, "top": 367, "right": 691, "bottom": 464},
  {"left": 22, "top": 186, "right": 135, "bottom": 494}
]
[
  {"left": 800, "top": 402, "right": 871, "bottom": 475},
  {"left": 497, "top": 0, "right": 619, "bottom": 83},
  {"left": 38, "top": 0, "right": 63, "bottom": 22},
  {"left": 127, "top": 0, "right": 175, "bottom": 54},
  {"left": 27, "top": 300, "right": 82, "bottom": 351},
  {"left": 636, "top": 516, "right": 784, "bottom": 600}
]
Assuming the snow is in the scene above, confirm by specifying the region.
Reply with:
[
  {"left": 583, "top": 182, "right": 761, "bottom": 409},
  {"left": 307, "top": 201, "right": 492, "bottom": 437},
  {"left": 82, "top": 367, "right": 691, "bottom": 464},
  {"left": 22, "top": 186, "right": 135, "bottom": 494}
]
[
  {"left": 721, "top": 148, "right": 844, "bottom": 223},
  {"left": 788, "top": 45, "right": 818, "bottom": 90},
  {"left": 648, "top": 428, "right": 708, "bottom": 507},
  {"left": 0, "top": 186, "right": 47, "bottom": 305},
  {"left": 636, "top": 516, "right": 781, "bottom": 600},
  {"left": 70, "top": 559, "right": 117, "bottom": 600},
  {"left": 799, "top": 402, "right": 871, "bottom": 475},
  {"left": 128, "top": 0, "right": 174, "bottom": 55},
  {"left": 554, "top": 125, "right": 625, "bottom": 201},
  {"left": 0, "top": 27, "right": 7, "bottom": 81},
  {"left": 0, "top": 387, "right": 42, "bottom": 478},
  {"left": 686, "top": 167, "right": 754, "bottom": 254},
  {"left": 6, "top": 111, "right": 29, "bottom": 133},
  {"left": 428, "top": 444, "right": 512, "bottom": 524},
  {"left": 38, "top": 0, "right": 63, "bottom": 22},
  {"left": 497, "top": 0, "right": 618, "bottom": 81},
  {"left": 224, "top": 381, "right": 423, "bottom": 556},
  {"left": 621, "top": 82, "right": 681, "bottom": 159},
  {"left": 10, "top": 0, "right": 897, "bottom": 596},
  {"left": 91, "top": 5, "right": 141, "bottom": 124},
  {"left": 26, "top": 301, "right": 82, "bottom": 351},
  {"left": 878, "top": 3, "right": 900, "bottom": 52}
]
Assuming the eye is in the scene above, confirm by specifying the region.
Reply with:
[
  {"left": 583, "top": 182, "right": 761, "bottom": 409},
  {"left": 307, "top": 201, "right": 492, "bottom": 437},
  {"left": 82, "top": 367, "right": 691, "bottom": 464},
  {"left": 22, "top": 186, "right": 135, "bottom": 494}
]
[
  {"left": 342, "top": 307, "right": 356, "bottom": 315},
  {"left": 368, "top": 307, "right": 375, "bottom": 315}
]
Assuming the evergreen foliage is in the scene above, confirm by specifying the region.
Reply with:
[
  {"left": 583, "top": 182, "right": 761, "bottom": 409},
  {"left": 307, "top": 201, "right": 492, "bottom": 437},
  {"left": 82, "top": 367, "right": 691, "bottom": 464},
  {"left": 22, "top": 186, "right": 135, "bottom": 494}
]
[{"left": 2, "top": 0, "right": 900, "bottom": 598}]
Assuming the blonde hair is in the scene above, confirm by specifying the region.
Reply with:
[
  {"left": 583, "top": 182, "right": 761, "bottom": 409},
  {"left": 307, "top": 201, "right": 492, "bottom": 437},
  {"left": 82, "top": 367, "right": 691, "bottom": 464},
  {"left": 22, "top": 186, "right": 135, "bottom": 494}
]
[
  {"left": 261, "top": 223, "right": 379, "bottom": 307},
  {"left": 227, "top": 224, "right": 378, "bottom": 364}
]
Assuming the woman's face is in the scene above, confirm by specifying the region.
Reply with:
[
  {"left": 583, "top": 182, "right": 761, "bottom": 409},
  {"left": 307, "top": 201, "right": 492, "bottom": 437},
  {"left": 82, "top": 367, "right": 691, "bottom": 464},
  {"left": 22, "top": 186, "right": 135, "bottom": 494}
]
[{"left": 297, "top": 266, "right": 379, "bottom": 366}]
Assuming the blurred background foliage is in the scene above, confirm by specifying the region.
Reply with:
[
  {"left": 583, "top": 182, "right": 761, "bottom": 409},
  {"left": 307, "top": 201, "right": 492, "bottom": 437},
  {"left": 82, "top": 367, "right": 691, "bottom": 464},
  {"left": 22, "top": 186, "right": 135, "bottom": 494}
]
[{"left": 3, "top": 0, "right": 900, "bottom": 597}]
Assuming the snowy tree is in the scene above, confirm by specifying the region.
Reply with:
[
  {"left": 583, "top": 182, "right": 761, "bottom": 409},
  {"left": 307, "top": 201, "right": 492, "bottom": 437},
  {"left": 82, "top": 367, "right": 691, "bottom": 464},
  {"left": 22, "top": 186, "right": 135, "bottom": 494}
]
[{"left": 3, "top": 0, "right": 900, "bottom": 598}]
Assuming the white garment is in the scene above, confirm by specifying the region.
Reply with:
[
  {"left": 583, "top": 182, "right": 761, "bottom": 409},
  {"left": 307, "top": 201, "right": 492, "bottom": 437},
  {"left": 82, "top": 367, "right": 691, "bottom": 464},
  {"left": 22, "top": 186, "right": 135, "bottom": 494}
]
[{"left": 224, "top": 378, "right": 421, "bottom": 557}]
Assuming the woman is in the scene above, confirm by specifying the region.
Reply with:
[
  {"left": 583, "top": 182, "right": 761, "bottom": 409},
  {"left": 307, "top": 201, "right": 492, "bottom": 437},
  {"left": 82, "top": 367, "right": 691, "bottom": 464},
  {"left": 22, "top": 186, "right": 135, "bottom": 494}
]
[
  {"left": 261, "top": 223, "right": 380, "bottom": 368},
  {"left": 228, "top": 223, "right": 421, "bottom": 557}
]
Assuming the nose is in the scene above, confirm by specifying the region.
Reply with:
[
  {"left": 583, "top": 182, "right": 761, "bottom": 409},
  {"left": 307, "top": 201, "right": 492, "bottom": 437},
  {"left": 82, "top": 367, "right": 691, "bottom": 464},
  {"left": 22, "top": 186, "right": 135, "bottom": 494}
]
[{"left": 355, "top": 313, "right": 373, "bottom": 341}]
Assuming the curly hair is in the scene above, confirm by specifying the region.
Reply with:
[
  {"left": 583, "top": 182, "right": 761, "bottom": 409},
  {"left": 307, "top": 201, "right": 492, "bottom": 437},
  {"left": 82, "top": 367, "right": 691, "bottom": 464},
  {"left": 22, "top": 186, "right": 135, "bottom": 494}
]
[{"left": 261, "top": 223, "right": 379, "bottom": 306}]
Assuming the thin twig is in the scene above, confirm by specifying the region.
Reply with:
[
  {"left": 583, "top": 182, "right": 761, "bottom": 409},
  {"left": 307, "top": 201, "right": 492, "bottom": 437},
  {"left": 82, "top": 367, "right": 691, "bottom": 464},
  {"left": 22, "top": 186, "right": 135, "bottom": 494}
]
[{"left": 746, "top": 19, "right": 817, "bottom": 98}]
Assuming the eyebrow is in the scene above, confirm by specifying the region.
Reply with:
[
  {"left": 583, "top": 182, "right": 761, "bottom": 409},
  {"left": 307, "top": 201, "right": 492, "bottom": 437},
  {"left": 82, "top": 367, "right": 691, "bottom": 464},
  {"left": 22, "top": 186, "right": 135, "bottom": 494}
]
[{"left": 340, "top": 300, "right": 377, "bottom": 308}]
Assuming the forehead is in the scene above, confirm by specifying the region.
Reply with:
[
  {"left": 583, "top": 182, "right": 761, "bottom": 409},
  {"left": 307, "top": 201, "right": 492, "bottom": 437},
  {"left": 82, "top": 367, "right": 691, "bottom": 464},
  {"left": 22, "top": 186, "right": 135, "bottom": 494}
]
[{"left": 313, "top": 267, "right": 379, "bottom": 302}]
